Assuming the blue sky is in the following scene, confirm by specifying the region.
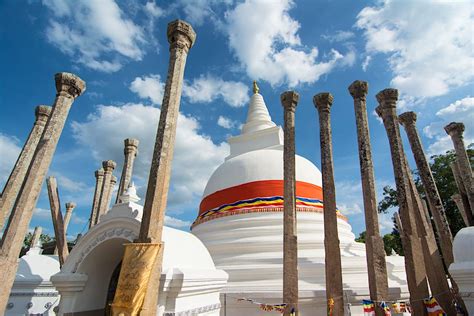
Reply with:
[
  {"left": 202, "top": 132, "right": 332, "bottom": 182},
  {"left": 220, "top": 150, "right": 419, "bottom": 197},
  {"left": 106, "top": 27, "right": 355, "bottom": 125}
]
[{"left": 0, "top": 0, "right": 472, "bottom": 239}]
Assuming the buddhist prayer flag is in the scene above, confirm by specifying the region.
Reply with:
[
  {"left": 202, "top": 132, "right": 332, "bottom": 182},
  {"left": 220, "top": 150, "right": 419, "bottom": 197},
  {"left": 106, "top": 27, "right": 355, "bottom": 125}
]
[
  {"left": 424, "top": 297, "right": 446, "bottom": 316},
  {"left": 110, "top": 243, "right": 162, "bottom": 315},
  {"left": 392, "top": 302, "right": 407, "bottom": 313},
  {"left": 380, "top": 301, "right": 391, "bottom": 316},
  {"left": 327, "top": 298, "right": 335, "bottom": 316},
  {"left": 363, "top": 299, "right": 375, "bottom": 316}
]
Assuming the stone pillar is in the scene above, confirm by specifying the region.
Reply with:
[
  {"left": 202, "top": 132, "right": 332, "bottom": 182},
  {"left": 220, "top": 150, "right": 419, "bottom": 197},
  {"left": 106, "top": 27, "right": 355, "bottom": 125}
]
[
  {"left": 137, "top": 20, "right": 196, "bottom": 315},
  {"left": 46, "top": 176, "right": 68, "bottom": 266},
  {"left": 0, "top": 72, "right": 84, "bottom": 314},
  {"left": 348, "top": 80, "right": 388, "bottom": 314},
  {"left": 106, "top": 175, "right": 117, "bottom": 211},
  {"left": 313, "top": 92, "right": 344, "bottom": 315},
  {"left": 30, "top": 226, "right": 42, "bottom": 248},
  {"left": 281, "top": 91, "right": 299, "bottom": 316},
  {"left": 403, "top": 160, "right": 456, "bottom": 315},
  {"left": 445, "top": 122, "right": 474, "bottom": 213},
  {"left": 95, "top": 160, "right": 116, "bottom": 225},
  {"left": 89, "top": 168, "right": 104, "bottom": 228},
  {"left": 451, "top": 162, "right": 472, "bottom": 221},
  {"left": 63, "top": 202, "right": 76, "bottom": 234},
  {"left": 0, "top": 105, "right": 52, "bottom": 230},
  {"left": 375, "top": 89, "right": 428, "bottom": 315},
  {"left": 116, "top": 138, "right": 139, "bottom": 203},
  {"left": 399, "top": 111, "right": 454, "bottom": 266},
  {"left": 452, "top": 194, "right": 472, "bottom": 226}
]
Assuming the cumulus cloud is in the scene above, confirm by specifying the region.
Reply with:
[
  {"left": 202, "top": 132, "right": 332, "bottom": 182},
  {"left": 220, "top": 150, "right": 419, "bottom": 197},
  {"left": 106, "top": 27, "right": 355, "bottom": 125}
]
[
  {"left": 321, "top": 30, "right": 355, "bottom": 43},
  {"left": 356, "top": 0, "right": 474, "bottom": 99},
  {"left": 335, "top": 180, "right": 363, "bottom": 216},
  {"left": 183, "top": 75, "right": 250, "bottom": 107},
  {"left": 423, "top": 97, "right": 474, "bottom": 155},
  {"left": 130, "top": 74, "right": 165, "bottom": 105},
  {"left": 217, "top": 115, "right": 239, "bottom": 129},
  {"left": 43, "top": 0, "right": 146, "bottom": 72},
  {"left": 0, "top": 134, "right": 21, "bottom": 187},
  {"left": 33, "top": 207, "right": 52, "bottom": 220},
  {"left": 225, "top": 0, "right": 354, "bottom": 87},
  {"left": 71, "top": 103, "right": 229, "bottom": 212},
  {"left": 165, "top": 215, "right": 192, "bottom": 228}
]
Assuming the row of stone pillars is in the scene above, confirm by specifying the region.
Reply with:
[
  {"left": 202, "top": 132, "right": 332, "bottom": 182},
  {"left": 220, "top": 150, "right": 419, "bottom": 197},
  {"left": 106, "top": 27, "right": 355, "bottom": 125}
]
[
  {"left": 279, "top": 81, "right": 470, "bottom": 315},
  {"left": 0, "top": 72, "right": 86, "bottom": 314}
]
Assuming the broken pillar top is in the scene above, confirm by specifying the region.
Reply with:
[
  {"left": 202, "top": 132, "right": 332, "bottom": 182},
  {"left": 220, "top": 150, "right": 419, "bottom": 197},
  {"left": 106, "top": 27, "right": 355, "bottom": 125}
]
[
  {"left": 65, "top": 202, "right": 76, "bottom": 210},
  {"left": 348, "top": 80, "right": 368, "bottom": 99},
  {"left": 313, "top": 92, "right": 334, "bottom": 112},
  {"left": 444, "top": 122, "right": 464, "bottom": 137},
  {"left": 95, "top": 168, "right": 105, "bottom": 178},
  {"left": 124, "top": 138, "right": 139, "bottom": 154},
  {"left": 376, "top": 88, "right": 398, "bottom": 107},
  {"left": 167, "top": 19, "right": 196, "bottom": 51},
  {"left": 399, "top": 111, "right": 417, "bottom": 127},
  {"left": 55, "top": 72, "right": 86, "bottom": 99}
]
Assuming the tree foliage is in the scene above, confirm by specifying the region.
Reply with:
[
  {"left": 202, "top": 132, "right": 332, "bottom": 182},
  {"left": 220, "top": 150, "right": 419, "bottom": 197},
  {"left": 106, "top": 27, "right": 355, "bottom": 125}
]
[{"left": 23, "top": 232, "right": 53, "bottom": 249}]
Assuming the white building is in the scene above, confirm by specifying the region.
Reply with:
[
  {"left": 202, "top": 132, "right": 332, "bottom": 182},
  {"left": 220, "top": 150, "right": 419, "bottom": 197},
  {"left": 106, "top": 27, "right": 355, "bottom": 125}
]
[
  {"left": 191, "top": 89, "right": 410, "bottom": 315},
  {"left": 50, "top": 187, "right": 228, "bottom": 315}
]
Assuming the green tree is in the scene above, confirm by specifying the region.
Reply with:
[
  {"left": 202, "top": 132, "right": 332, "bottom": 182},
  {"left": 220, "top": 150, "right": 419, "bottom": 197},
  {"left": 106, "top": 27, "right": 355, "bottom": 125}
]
[
  {"left": 355, "top": 231, "right": 366, "bottom": 243},
  {"left": 23, "top": 232, "right": 53, "bottom": 248},
  {"left": 378, "top": 145, "right": 473, "bottom": 236}
]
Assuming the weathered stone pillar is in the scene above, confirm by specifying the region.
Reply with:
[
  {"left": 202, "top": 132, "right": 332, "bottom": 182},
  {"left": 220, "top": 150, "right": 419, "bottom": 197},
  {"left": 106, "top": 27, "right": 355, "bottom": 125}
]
[
  {"left": 63, "top": 202, "right": 76, "bottom": 234},
  {"left": 137, "top": 20, "right": 196, "bottom": 314},
  {"left": 0, "top": 72, "right": 84, "bottom": 314},
  {"left": 445, "top": 122, "right": 474, "bottom": 213},
  {"left": 116, "top": 138, "right": 139, "bottom": 203},
  {"left": 403, "top": 160, "right": 456, "bottom": 315},
  {"left": 106, "top": 175, "right": 117, "bottom": 211},
  {"left": 451, "top": 162, "right": 472, "bottom": 221},
  {"left": 375, "top": 89, "right": 428, "bottom": 315},
  {"left": 281, "top": 91, "right": 299, "bottom": 316},
  {"left": 452, "top": 194, "right": 472, "bottom": 226},
  {"left": 399, "top": 111, "right": 454, "bottom": 266},
  {"left": 30, "top": 226, "right": 42, "bottom": 248},
  {"left": 89, "top": 168, "right": 104, "bottom": 228},
  {"left": 46, "top": 176, "right": 68, "bottom": 266},
  {"left": 348, "top": 80, "right": 388, "bottom": 315},
  {"left": 0, "top": 105, "right": 52, "bottom": 230},
  {"left": 95, "top": 160, "right": 116, "bottom": 225},
  {"left": 313, "top": 92, "right": 344, "bottom": 315},
  {"left": 394, "top": 211, "right": 405, "bottom": 244}
]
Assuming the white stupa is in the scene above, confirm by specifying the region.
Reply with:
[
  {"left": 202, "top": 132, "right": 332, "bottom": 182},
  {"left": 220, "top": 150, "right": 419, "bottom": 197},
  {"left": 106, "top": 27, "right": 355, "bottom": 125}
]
[{"left": 191, "top": 86, "right": 410, "bottom": 315}]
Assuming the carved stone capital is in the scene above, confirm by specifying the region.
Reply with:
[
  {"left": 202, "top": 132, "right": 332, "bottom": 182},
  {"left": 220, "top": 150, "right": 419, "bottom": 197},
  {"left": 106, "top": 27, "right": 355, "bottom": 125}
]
[
  {"left": 348, "top": 80, "right": 368, "bottom": 99},
  {"left": 167, "top": 20, "right": 196, "bottom": 52},
  {"left": 124, "top": 138, "right": 139, "bottom": 155},
  {"left": 313, "top": 92, "right": 334, "bottom": 112},
  {"left": 95, "top": 168, "right": 104, "bottom": 178},
  {"left": 280, "top": 91, "right": 299, "bottom": 112},
  {"left": 35, "top": 105, "right": 52, "bottom": 125},
  {"left": 398, "top": 111, "right": 417, "bottom": 127},
  {"left": 376, "top": 88, "right": 398, "bottom": 107},
  {"left": 444, "top": 122, "right": 465, "bottom": 137},
  {"left": 102, "top": 160, "right": 116, "bottom": 173},
  {"left": 65, "top": 202, "right": 76, "bottom": 210},
  {"left": 55, "top": 72, "right": 86, "bottom": 98}
]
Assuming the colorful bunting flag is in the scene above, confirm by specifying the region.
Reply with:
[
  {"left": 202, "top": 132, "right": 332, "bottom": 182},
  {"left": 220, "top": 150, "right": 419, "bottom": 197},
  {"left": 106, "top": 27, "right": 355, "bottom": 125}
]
[
  {"left": 363, "top": 299, "right": 375, "bottom": 316},
  {"left": 380, "top": 301, "right": 391, "bottom": 316},
  {"left": 424, "top": 297, "right": 447, "bottom": 316}
]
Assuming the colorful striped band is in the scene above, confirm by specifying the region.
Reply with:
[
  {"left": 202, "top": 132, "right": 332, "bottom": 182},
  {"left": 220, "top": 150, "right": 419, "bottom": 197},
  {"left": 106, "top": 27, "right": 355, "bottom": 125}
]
[{"left": 192, "top": 180, "right": 347, "bottom": 228}]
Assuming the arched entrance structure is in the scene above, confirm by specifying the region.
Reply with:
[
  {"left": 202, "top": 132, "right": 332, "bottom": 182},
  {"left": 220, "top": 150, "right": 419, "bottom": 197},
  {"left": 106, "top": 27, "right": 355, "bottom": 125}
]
[{"left": 51, "top": 193, "right": 227, "bottom": 316}]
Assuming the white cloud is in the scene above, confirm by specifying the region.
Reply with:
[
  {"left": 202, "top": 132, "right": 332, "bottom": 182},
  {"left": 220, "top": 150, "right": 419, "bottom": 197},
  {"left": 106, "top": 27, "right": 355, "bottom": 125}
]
[
  {"left": 144, "top": 1, "right": 164, "bottom": 18},
  {"left": 423, "top": 97, "right": 474, "bottom": 155},
  {"left": 0, "top": 134, "right": 21, "bottom": 187},
  {"left": 217, "top": 116, "right": 238, "bottom": 129},
  {"left": 335, "top": 180, "right": 363, "bottom": 216},
  {"left": 33, "top": 207, "right": 51, "bottom": 220},
  {"left": 225, "top": 0, "right": 354, "bottom": 87},
  {"left": 130, "top": 74, "right": 164, "bottom": 105},
  {"left": 43, "top": 0, "right": 145, "bottom": 72},
  {"left": 362, "top": 56, "right": 371, "bottom": 72},
  {"left": 165, "top": 215, "right": 191, "bottom": 228},
  {"left": 322, "top": 30, "right": 355, "bottom": 42},
  {"left": 71, "top": 103, "right": 229, "bottom": 211},
  {"left": 183, "top": 75, "right": 250, "bottom": 107},
  {"left": 356, "top": 0, "right": 474, "bottom": 99}
]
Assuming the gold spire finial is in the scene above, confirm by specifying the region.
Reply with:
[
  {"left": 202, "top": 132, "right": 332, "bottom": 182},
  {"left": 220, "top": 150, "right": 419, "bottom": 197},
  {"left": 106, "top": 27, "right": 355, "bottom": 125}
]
[{"left": 253, "top": 80, "right": 259, "bottom": 94}]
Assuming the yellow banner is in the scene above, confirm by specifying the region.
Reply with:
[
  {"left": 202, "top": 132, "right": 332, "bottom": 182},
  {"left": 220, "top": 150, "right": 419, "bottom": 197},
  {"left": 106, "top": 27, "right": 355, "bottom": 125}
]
[{"left": 111, "top": 243, "right": 162, "bottom": 316}]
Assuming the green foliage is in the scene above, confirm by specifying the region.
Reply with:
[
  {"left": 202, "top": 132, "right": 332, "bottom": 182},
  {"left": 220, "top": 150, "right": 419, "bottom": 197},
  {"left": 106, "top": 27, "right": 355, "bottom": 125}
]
[
  {"left": 355, "top": 231, "right": 366, "bottom": 243},
  {"left": 23, "top": 232, "right": 53, "bottom": 248},
  {"left": 378, "top": 145, "right": 473, "bottom": 236}
]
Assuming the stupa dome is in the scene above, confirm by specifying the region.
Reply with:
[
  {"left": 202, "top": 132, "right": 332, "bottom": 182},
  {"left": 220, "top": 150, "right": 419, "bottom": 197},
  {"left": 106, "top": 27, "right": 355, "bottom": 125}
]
[{"left": 193, "top": 86, "right": 345, "bottom": 228}]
